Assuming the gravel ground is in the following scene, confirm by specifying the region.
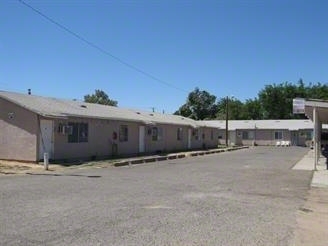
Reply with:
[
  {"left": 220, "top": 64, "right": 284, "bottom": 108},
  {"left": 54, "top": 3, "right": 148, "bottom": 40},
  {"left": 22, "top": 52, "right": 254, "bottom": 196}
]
[
  {"left": 291, "top": 187, "right": 328, "bottom": 246},
  {"left": 0, "top": 147, "right": 311, "bottom": 246}
]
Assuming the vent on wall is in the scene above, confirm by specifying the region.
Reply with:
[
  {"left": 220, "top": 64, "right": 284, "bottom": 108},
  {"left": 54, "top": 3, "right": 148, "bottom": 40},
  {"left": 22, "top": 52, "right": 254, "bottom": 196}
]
[{"left": 8, "top": 112, "right": 14, "bottom": 119}]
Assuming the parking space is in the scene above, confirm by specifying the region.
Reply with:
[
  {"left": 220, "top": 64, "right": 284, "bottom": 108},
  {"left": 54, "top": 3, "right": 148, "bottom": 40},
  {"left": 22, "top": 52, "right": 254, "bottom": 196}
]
[{"left": 0, "top": 147, "right": 312, "bottom": 246}]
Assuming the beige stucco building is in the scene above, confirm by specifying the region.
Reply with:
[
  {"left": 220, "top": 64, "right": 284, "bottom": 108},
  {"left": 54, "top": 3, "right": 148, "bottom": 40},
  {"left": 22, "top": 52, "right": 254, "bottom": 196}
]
[
  {"left": 0, "top": 91, "right": 219, "bottom": 162},
  {"left": 202, "top": 119, "right": 318, "bottom": 147}
]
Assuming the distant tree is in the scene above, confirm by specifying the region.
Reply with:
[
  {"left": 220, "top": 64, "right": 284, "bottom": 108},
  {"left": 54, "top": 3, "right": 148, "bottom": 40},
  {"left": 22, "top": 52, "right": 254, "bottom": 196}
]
[
  {"left": 243, "top": 98, "right": 263, "bottom": 120},
  {"left": 84, "top": 89, "right": 117, "bottom": 106},
  {"left": 258, "top": 83, "right": 293, "bottom": 119},
  {"left": 228, "top": 98, "right": 246, "bottom": 120},
  {"left": 296, "top": 79, "right": 307, "bottom": 98},
  {"left": 174, "top": 87, "right": 217, "bottom": 120},
  {"left": 257, "top": 80, "right": 328, "bottom": 119},
  {"left": 215, "top": 97, "right": 245, "bottom": 120},
  {"left": 306, "top": 82, "right": 328, "bottom": 100},
  {"left": 174, "top": 79, "right": 328, "bottom": 121},
  {"left": 174, "top": 104, "right": 192, "bottom": 118},
  {"left": 214, "top": 98, "right": 227, "bottom": 120}
]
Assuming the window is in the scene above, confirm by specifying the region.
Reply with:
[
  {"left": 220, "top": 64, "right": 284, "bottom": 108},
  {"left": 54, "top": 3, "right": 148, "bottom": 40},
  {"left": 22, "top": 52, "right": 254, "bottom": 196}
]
[
  {"left": 299, "top": 130, "right": 313, "bottom": 140},
  {"left": 274, "top": 131, "right": 283, "bottom": 140},
  {"left": 79, "top": 123, "right": 88, "bottom": 142},
  {"left": 305, "top": 131, "right": 313, "bottom": 140},
  {"left": 193, "top": 129, "right": 199, "bottom": 140},
  {"left": 68, "top": 122, "right": 88, "bottom": 143},
  {"left": 119, "top": 125, "right": 128, "bottom": 142},
  {"left": 177, "top": 127, "right": 183, "bottom": 141},
  {"left": 242, "top": 131, "right": 254, "bottom": 140},
  {"left": 152, "top": 127, "right": 163, "bottom": 141}
]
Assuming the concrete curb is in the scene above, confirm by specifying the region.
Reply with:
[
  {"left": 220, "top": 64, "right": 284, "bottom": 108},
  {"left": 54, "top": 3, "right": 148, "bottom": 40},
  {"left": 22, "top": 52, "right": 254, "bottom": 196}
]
[{"left": 113, "top": 146, "right": 248, "bottom": 167}]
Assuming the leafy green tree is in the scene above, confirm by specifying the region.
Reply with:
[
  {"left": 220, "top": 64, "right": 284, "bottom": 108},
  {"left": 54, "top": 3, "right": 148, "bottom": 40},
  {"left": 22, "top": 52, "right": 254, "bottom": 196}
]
[
  {"left": 228, "top": 98, "right": 246, "bottom": 120},
  {"left": 296, "top": 79, "right": 307, "bottom": 98},
  {"left": 174, "top": 104, "right": 192, "bottom": 118},
  {"left": 174, "top": 87, "right": 217, "bottom": 120},
  {"left": 215, "top": 97, "right": 246, "bottom": 120},
  {"left": 243, "top": 98, "right": 263, "bottom": 120},
  {"left": 214, "top": 98, "right": 227, "bottom": 120},
  {"left": 257, "top": 80, "right": 328, "bottom": 119},
  {"left": 306, "top": 82, "right": 328, "bottom": 100},
  {"left": 175, "top": 79, "right": 328, "bottom": 121},
  {"left": 84, "top": 89, "right": 117, "bottom": 106},
  {"left": 258, "top": 83, "right": 295, "bottom": 119}
]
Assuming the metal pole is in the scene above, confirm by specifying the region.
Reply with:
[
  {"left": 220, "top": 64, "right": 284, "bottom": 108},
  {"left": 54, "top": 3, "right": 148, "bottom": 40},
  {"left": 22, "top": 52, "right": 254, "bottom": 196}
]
[
  {"left": 313, "top": 107, "right": 318, "bottom": 171},
  {"left": 44, "top": 152, "right": 49, "bottom": 170},
  {"left": 254, "top": 123, "right": 257, "bottom": 146},
  {"left": 225, "top": 96, "right": 229, "bottom": 147}
]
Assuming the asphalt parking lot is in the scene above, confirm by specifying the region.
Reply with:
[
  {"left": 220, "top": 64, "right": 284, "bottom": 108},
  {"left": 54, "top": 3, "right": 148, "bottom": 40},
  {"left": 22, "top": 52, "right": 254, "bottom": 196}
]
[{"left": 0, "top": 147, "right": 311, "bottom": 246}]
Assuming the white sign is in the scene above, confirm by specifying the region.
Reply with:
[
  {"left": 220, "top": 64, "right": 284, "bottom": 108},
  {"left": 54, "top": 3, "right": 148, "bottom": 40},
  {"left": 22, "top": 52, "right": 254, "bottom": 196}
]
[{"left": 293, "top": 98, "right": 305, "bottom": 114}]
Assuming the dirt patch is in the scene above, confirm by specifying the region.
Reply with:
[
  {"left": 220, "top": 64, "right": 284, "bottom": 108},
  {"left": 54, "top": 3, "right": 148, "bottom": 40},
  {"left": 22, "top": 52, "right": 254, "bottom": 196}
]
[
  {"left": 0, "top": 159, "right": 113, "bottom": 175},
  {"left": 0, "top": 160, "right": 44, "bottom": 175},
  {"left": 291, "top": 187, "right": 328, "bottom": 246}
]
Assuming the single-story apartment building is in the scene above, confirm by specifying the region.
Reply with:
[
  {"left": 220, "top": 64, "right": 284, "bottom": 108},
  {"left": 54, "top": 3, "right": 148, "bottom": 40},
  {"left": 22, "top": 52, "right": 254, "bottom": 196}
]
[
  {"left": 202, "top": 119, "right": 325, "bottom": 147},
  {"left": 0, "top": 90, "right": 219, "bottom": 162}
]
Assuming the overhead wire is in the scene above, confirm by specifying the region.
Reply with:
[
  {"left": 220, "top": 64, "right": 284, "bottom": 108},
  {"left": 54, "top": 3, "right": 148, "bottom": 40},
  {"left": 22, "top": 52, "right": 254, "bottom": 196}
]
[{"left": 17, "top": 0, "right": 188, "bottom": 93}]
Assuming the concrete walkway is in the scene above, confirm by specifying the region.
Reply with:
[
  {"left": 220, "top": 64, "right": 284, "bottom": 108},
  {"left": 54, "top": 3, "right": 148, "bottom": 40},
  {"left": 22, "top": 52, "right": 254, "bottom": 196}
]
[
  {"left": 293, "top": 149, "right": 328, "bottom": 188},
  {"left": 291, "top": 150, "right": 328, "bottom": 246}
]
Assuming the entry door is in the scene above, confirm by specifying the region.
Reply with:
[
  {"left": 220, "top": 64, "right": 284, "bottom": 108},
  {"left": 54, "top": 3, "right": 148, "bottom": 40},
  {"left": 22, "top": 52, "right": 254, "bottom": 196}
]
[
  {"left": 39, "top": 120, "right": 54, "bottom": 160},
  {"left": 229, "top": 131, "right": 236, "bottom": 145},
  {"left": 291, "top": 131, "right": 298, "bottom": 146},
  {"left": 139, "top": 126, "right": 145, "bottom": 153},
  {"left": 188, "top": 129, "right": 192, "bottom": 149}
]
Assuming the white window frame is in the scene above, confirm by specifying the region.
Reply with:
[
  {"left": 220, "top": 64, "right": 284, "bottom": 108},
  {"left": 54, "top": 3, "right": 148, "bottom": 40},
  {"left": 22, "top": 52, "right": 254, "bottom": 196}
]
[{"left": 119, "top": 125, "right": 128, "bottom": 142}]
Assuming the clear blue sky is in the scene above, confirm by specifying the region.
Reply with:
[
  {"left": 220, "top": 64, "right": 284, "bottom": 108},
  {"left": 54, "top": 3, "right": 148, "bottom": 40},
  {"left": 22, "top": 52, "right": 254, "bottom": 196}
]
[{"left": 1, "top": 0, "right": 328, "bottom": 113}]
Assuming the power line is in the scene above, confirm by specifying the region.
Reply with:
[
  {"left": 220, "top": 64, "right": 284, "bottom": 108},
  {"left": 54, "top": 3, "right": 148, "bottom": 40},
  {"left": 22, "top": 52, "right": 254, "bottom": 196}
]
[{"left": 17, "top": 0, "right": 188, "bottom": 93}]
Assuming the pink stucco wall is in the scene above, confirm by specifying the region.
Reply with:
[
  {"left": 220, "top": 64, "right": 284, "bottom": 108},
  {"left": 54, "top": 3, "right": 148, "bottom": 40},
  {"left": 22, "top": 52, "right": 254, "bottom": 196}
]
[{"left": 0, "top": 98, "right": 38, "bottom": 161}]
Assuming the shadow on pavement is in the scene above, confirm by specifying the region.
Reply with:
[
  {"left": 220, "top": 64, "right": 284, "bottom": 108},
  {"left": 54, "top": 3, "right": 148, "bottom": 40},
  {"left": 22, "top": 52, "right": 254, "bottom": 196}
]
[{"left": 26, "top": 173, "right": 101, "bottom": 178}]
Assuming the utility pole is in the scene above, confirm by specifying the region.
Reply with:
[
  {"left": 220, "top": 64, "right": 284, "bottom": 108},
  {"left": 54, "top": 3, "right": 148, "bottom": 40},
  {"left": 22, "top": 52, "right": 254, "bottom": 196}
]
[{"left": 225, "top": 96, "right": 229, "bottom": 146}]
